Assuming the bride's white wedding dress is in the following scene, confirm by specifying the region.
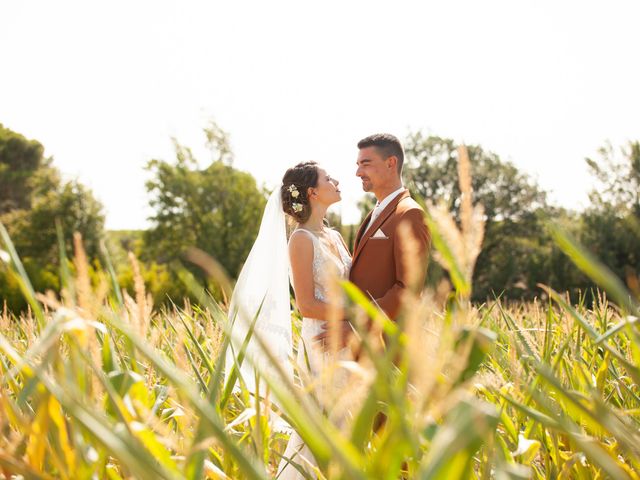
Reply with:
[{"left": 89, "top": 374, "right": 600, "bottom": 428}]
[{"left": 277, "top": 227, "right": 352, "bottom": 480}]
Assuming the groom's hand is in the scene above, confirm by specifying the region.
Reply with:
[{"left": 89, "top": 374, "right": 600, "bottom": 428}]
[{"left": 313, "top": 320, "right": 354, "bottom": 351}]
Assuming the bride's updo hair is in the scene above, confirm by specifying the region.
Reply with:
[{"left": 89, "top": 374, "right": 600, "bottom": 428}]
[{"left": 281, "top": 161, "right": 319, "bottom": 224}]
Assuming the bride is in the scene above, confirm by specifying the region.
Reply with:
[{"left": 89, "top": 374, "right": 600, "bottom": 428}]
[{"left": 225, "top": 161, "right": 354, "bottom": 479}]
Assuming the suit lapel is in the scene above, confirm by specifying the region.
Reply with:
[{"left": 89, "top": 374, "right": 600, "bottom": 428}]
[
  {"left": 353, "top": 210, "right": 373, "bottom": 253},
  {"left": 352, "top": 190, "right": 410, "bottom": 266}
]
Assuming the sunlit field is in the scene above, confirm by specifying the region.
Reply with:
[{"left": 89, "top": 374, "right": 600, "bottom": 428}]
[{"left": 1, "top": 148, "right": 639, "bottom": 479}]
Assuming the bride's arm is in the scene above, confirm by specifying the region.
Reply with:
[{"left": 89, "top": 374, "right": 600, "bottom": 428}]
[{"left": 289, "top": 232, "right": 344, "bottom": 320}]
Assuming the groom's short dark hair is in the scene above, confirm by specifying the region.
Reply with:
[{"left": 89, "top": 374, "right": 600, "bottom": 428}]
[{"left": 357, "top": 133, "right": 404, "bottom": 174}]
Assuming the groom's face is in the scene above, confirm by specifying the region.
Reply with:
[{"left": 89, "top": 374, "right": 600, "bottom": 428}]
[{"left": 356, "top": 146, "right": 391, "bottom": 193}]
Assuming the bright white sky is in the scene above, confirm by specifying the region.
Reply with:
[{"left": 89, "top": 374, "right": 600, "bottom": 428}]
[{"left": 1, "top": 1, "right": 639, "bottom": 229}]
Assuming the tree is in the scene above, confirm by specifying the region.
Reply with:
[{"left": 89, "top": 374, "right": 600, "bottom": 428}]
[
  {"left": 580, "top": 141, "right": 640, "bottom": 286},
  {"left": 0, "top": 125, "right": 105, "bottom": 311},
  {"left": 404, "top": 133, "right": 547, "bottom": 224},
  {"left": 586, "top": 141, "right": 640, "bottom": 215},
  {"left": 4, "top": 180, "right": 105, "bottom": 265},
  {"left": 1, "top": 178, "right": 106, "bottom": 312},
  {"left": 0, "top": 123, "right": 59, "bottom": 214},
  {"left": 144, "top": 123, "right": 267, "bottom": 283},
  {"left": 403, "top": 132, "right": 554, "bottom": 300}
]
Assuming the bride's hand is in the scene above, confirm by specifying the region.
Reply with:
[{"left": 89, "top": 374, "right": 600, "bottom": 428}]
[{"left": 313, "top": 320, "right": 354, "bottom": 351}]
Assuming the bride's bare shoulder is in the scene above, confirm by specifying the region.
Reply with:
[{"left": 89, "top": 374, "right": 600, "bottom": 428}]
[
  {"left": 288, "top": 229, "right": 314, "bottom": 249},
  {"left": 288, "top": 229, "right": 314, "bottom": 269}
]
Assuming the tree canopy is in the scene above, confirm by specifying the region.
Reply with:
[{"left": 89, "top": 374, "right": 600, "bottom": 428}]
[
  {"left": 0, "top": 123, "right": 59, "bottom": 214},
  {"left": 144, "top": 124, "right": 267, "bottom": 281},
  {"left": 404, "top": 132, "right": 547, "bottom": 224},
  {"left": 0, "top": 124, "right": 105, "bottom": 311},
  {"left": 580, "top": 141, "right": 640, "bottom": 287},
  {"left": 2, "top": 120, "right": 638, "bottom": 309},
  {"left": 403, "top": 132, "right": 560, "bottom": 300}
]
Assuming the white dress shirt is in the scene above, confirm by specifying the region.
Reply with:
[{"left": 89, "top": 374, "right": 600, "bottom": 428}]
[{"left": 365, "top": 186, "right": 405, "bottom": 233}]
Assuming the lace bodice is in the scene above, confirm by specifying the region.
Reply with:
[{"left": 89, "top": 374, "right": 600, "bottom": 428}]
[{"left": 291, "top": 228, "right": 352, "bottom": 303}]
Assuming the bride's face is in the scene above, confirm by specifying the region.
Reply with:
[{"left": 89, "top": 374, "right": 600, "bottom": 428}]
[{"left": 310, "top": 168, "right": 341, "bottom": 206}]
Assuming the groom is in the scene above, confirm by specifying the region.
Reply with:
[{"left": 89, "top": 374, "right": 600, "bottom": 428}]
[
  {"left": 315, "top": 133, "right": 430, "bottom": 347},
  {"left": 349, "top": 133, "right": 430, "bottom": 320}
]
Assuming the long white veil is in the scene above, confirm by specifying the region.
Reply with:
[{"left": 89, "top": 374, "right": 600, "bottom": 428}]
[{"left": 224, "top": 188, "right": 293, "bottom": 398}]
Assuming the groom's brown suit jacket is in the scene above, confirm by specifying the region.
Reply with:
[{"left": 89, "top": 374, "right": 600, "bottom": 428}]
[{"left": 349, "top": 190, "right": 431, "bottom": 320}]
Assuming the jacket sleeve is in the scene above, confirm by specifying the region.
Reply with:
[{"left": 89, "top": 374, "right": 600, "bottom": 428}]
[{"left": 375, "top": 207, "right": 431, "bottom": 319}]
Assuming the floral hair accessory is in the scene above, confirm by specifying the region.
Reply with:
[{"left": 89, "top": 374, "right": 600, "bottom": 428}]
[
  {"left": 292, "top": 202, "right": 303, "bottom": 213},
  {"left": 288, "top": 184, "right": 300, "bottom": 198}
]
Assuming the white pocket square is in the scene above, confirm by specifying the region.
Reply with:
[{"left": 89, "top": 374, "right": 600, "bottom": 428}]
[{"left": 372, "top": 229, "right": 388, "bottom": 239}]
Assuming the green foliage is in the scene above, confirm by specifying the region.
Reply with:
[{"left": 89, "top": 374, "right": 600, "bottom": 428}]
[
  {"left": 586, "top": 140, "right": 640, "bottom": 213},
  {"left": 579, "top": 209, "right": 640, "bottom": 290},
  {"left": 4, "top": 180, "right": 105, "bottom": 264},
  {"left": 2, "top": 139, "right": 640, "bottom": 479},
  {"left": 404, "top": 133, "right": 547, "bottom": 224},
  {"left": 580, "top": 141, "right": 640, "bottom": 290},
  {"left": 143, "top": 125, "right": 266, "bottom": 282},
  {"left": 403, "top": 132, "right": 587, "bottom": 302},
  {"left": 0, "top": 125, "right": 105, "bottom": 311},
  {"left": 0, "top": 123, "right": 59, "bottom": 214},
  {"left": 105, "top": 230, "right": 183, "bottom": 307},
  {"left": 355, "top": 135, "right": 639, "bottom": 303}
]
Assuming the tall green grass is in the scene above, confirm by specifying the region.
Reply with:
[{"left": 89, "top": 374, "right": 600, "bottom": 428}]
[{"left": 0, "top": 146, "right": 638, "bottom": 479}]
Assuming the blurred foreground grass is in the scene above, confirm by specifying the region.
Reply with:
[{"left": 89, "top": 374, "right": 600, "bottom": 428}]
[{"left": 1, "top": 147, "right": 639, "bottom": 479}]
